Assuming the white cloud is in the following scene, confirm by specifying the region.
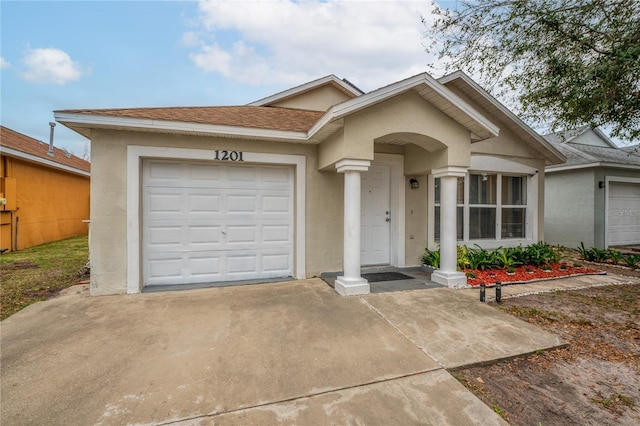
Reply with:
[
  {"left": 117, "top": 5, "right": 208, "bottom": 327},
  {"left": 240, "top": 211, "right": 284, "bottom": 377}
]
[
  {"left": 20, "top": 47, "right": 88, "bottom": 85},
  {"left": 187, "top": 0, "right": 441, "bottom": 91},
  {"left": 0, "top": 57, "right": 9, "bottom": 69}
]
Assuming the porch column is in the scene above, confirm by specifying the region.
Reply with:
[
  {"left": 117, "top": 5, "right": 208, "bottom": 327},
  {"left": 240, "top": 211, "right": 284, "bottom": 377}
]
[
  {"left": 432, "top": 167, "right": 467, "bottom": 288},
  {"left": 335, "top": 159, "right": 371, "bottom": 296}
]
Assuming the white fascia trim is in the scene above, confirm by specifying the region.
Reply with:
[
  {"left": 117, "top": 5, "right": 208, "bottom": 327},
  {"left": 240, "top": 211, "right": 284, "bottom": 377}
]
[
  {"left": 0, "top": 146, "right": 90, "bottom": 177},
  {"left": 546, "top": 162, "right": 640, "bottom": 173},
  {"left": 309, "top": 73, "right": 500, "bottom": 140},
  {"left": 55, "top": 112, "right": 310, "bottom": 143},
  {"left": 126, "top": 146, "right": 306, "bottom": 294},
  {"left": 248, "top": 75, "right": 362, "bottom": 106},
  {"left": 439, "top": 71, "right": 565, "bottom": 164}
]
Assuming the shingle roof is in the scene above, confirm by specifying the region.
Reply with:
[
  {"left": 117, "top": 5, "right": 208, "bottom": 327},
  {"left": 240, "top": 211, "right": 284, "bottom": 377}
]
[
  {"left": 56, "top": 106, "right": 325, "bottom": 133},
  {"left": 0, "top": 126, "right": 91, "bottom": 173},
  {"left": 546, "top": 140, "right": 640, "bottom": 168}
]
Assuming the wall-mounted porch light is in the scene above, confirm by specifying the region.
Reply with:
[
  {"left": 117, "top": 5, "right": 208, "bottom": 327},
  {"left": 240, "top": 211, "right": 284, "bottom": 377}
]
[
  {"left": 598, "top": 181, "right": 605, "bottom": 189},
  {"left": 409, "top": 178, "right": 420, "bottom": 189}
]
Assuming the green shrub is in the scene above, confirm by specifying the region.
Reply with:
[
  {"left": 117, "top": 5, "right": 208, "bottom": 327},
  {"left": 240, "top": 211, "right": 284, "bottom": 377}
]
[
  {"left": 609, "top": 250, "right": 623, "bottom": 265},
  {"left": 422, "top": 248, "right": 440, "bottom": 268},
  {"left": 623, "top": 255, "right": 640, "bottom": 269}
]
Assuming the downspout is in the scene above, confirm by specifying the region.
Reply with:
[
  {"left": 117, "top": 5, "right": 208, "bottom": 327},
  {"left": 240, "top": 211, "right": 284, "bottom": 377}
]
[{"left": 48, "top": 122, "right": 56, "bottom": 157}]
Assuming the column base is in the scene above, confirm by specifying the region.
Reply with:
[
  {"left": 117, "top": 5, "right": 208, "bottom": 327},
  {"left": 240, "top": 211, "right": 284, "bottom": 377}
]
[
  {"left": 431, "top": 270, "right": 467, "bottom": 288},
  {"left": 334, "top": 276, "right": 370, "bottom": 296}
]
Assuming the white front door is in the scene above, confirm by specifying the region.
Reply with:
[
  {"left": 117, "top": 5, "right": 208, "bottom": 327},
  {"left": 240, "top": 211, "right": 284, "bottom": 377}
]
[{"left": 361, "top": 163, "right": 391, "bottom": 265}]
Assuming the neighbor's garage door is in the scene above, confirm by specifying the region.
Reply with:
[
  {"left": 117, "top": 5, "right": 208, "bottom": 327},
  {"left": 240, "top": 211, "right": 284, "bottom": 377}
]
[
  {"left": 608, "top": 181, "right": 640, "bottom": 246},
  {"left": 143, "top": 160, "right": 293, "bottom": 286}
]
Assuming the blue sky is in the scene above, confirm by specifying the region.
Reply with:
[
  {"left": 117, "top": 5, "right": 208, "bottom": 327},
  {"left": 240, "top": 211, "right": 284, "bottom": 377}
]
[{"left": 10, "top": 0, "right": 614, "bottom": 159}]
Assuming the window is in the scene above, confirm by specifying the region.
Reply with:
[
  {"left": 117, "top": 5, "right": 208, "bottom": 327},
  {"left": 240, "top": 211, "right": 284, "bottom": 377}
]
[
  {"left": 501, "top": 175, "right": 527, "bottom": 238},
  {"left": 469, "top": 174, "right": 497, "bottom": 239},
  {"left": 434, "top": 173, "right": 529, "bottom": 242}
]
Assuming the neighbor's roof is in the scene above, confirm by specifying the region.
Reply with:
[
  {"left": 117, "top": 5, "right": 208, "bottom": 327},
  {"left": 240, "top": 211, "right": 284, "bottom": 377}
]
[
  {"left": 544, "top": 138, "right": 640, "bottom": 171},
  {"left": 0, "top": 126, "right": 91, "bottom": 175},
  {"left": 542, "top": 125, "right": 617, "bottom": 148}
]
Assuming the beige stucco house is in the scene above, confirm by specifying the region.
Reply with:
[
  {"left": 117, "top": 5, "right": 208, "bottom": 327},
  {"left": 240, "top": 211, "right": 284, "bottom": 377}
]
[{"left": 55, "top": 72, "right": 564, "bottom": 296}]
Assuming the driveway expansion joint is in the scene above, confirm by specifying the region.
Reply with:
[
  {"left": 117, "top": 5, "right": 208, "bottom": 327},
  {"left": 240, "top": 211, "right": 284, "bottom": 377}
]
[
  {"left": 155, "top": 369, "right": 444, "bottom": 425},
  {"left": 358, "top": 295, "right": 446, "bottom": 368}
]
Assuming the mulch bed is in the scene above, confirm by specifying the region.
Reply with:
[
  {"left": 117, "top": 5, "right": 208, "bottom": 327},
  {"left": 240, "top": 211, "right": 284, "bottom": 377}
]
[{"left": 462, "top": 263, "right": 604, "bottom": 287}]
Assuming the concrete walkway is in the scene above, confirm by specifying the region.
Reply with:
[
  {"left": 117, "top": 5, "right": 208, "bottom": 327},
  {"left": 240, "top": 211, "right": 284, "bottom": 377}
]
[{"left": 4, "top": 275, "right": 627, "bottom": 425}]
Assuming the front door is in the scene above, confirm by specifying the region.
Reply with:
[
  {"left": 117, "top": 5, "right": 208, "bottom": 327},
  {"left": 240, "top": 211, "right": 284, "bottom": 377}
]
[{"left": 361, "top": 163, "right": 391, "bottom": 265}]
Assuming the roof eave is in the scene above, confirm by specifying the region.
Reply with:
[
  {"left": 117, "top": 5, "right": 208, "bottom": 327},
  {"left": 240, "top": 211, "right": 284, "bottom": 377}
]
[
  {"left": 54, "top": 112, "right": 312, "bottom": 143},
  {"left": 0, "top": 145, "right": 90, "bottom": 176},
  {"left": 546, "top": 161, "right": 640, "bottom": 173}
]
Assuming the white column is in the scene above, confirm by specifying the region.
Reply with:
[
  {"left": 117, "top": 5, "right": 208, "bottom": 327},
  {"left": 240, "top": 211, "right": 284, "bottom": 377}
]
[
  {"left": 335, "top": 159, "right": 371, "bottom": 296},
  {"left": 432, "top": 167, "right": 467, "bottom": 288}
]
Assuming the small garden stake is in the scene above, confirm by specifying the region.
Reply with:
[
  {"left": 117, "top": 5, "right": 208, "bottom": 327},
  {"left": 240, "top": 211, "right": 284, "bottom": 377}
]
[
  {"left": 480, "top": 284, "right": 486, "bottom": 302},
  {"left": 495, "top": 281, "right": 502, "bottom": 303}
]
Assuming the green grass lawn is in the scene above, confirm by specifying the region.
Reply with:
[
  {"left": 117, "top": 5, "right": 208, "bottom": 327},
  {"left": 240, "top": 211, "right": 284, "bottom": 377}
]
[{"left": 0, "top": 235, "right": 88, "bottom": 320}]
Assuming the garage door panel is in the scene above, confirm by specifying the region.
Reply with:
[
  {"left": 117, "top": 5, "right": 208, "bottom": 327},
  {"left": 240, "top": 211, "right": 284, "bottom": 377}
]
[
  {"left": 262, "top": 225, "right": 291, "bottom": 243},
  {"left": 188, "top": 163, "right": 221, "bottom": 182},
  {"left": 262, "top": 167, "right": 291, "bottom": 184},
  {"left": 188, "top": 193, "right": 221, "bottom": 213},
  {"left": 188, "top": 226, "right": 221, "bottom": 246},
  {"left": 226, "top": 195, "right": 257, "bottom": 213},
  {"left": 147, "top": 193, "right": 182, "bottom": 214},
  {"left": 143, "top": 160, "right": 293, "bottom": 287},
  {"left": 263, "top": 195, "right": 291, "bottom": 213},
  {"left": 263, "top": 254, "right": 291, "bottom": 273},
  {"left": 147, "top": 257, "right": 183, "bottom": 280},
  {"left": 147, "top": 226, "right": 183, "bottom": 246},
  {"left": 226, "top": 225, "right": 257, "bottom": 244}
]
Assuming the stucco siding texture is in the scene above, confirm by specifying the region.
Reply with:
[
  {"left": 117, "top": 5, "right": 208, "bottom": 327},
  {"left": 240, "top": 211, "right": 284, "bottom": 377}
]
[
  {"left": 89, "top": 130, "right": 344, "bottom": 295},
  {"left": 6, "top": 158, "right": 89, "bottom": 249},
  {"left": 544, "top": 169, "right": 595, "bottom": 248}
]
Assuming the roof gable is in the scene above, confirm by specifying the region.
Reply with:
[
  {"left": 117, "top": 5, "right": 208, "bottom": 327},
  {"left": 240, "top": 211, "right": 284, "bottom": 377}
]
[
  {"left": 439, "top": 71, "right": 565, "bottom": 165},
  {"left": 310, "top": 72, "right": 501, "bottom": 142},
  {"left": 249, "top": 75, "right": 362, "bottom": 110},
  {"left": 544, "top": 126, "right": 617, "bottom": 148},
  {"left": 0, "top": 126, "right": 91, "bottom": 174}
]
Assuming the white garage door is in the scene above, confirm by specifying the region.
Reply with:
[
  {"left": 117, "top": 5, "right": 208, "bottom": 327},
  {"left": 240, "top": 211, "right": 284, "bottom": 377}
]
[
  {"left": 143, "top": 160, "right": 294, "bottom": 287},
  {"left": 608, "top": 182, "right": 640, "bottom": 246}
]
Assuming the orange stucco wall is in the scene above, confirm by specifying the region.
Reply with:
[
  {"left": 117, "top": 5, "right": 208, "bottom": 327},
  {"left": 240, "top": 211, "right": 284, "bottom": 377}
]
[{"left": 0, "top": 155, "right": 90, "bottom": 251}]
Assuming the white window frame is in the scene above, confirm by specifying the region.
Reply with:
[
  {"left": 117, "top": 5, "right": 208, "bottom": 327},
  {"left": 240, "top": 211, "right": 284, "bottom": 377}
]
[{"left": 428, "top": 156, "right": 538, "bottom": 250}]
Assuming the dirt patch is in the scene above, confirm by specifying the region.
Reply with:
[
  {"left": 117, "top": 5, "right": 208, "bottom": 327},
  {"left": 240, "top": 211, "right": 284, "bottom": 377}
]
[
  {"left": 3, "top": 260, "right": 40, "bottom": 270},
  {"left": 453, "top": 283, "right": 640, "bottom": 425}
]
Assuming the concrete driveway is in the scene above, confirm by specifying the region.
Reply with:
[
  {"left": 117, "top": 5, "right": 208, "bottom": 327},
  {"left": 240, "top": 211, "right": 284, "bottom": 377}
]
[{"left": 1, "top": 278, "right": 564, "bottom": 425}]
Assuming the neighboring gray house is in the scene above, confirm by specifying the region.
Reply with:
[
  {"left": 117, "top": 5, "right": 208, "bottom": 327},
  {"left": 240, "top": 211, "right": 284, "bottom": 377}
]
[{"left": 544, "top": 127, "right": 640, "bottom": 249}]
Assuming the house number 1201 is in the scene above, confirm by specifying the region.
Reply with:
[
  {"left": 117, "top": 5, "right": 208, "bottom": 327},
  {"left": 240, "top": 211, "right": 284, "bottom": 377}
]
[{"left": 214, "top": 150, "right": 244, "bottom": 161}]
